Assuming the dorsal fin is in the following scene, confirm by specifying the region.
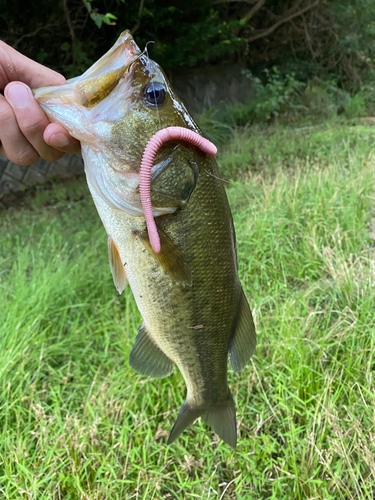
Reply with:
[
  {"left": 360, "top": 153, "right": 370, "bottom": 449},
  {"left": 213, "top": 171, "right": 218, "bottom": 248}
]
[
  {"left": 229, "top": 289, "right": 256, "bottom": 372},
  {"left": 108, "top": 235, "right": 127, "bottom": 294}
]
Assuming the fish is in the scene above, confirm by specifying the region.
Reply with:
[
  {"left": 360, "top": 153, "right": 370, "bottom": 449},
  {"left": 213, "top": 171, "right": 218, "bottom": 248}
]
[{"left": 33, "top": 30, "right": 256, "bottom": 448}]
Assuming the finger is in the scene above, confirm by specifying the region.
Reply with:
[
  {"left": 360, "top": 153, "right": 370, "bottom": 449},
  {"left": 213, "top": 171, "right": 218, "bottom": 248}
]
[
  {"left": 0, "top": 144, "right": 8, "bottom": 159},
  {"left": 44, "top": 123, "right": 81, "bottom": 154},
  {"left": 0, "top": 41, "right": 66, "bottom": 90},
  {"left": 0, "top": 94, "right": 39, "bottom": 166},
  {"left": 4, "top": 82, "right": 65, "bottom": 162}
]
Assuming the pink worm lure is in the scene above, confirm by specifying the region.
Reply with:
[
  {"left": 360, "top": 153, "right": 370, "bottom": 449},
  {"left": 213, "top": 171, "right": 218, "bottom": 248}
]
[{"left": 139, "top": 126, "right": 217, "bottom": 253}]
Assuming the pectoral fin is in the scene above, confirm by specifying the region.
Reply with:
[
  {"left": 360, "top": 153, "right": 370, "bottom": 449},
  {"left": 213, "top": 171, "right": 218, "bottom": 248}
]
[
  {"left": 229, "top": 289, "right": 256, "bottom": 372},
  {"left": 108, "top": 236, "right": 127, "bottom": 294},
  {"left": 129, "top": 323, "right": 174, "bottom": 378},
  {"left": 139, "top": 228, "right": 192, "bottom": 286}
]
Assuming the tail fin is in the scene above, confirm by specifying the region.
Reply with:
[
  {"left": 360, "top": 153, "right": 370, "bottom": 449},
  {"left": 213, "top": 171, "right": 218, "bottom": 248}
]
[
  {"left": 203, "top": 392, "right": 237, "bottom": 448},
  {"left": 167, "top": 391, "right": 237, "bottom": 448},
  {"left": 167, "top": 402, "right": 203, "bottom": 446}
]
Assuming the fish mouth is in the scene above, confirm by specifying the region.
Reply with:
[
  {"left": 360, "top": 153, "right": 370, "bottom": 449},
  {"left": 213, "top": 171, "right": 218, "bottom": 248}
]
[{"left": 34, "top": 30, "right": 140, "bottom": 108}]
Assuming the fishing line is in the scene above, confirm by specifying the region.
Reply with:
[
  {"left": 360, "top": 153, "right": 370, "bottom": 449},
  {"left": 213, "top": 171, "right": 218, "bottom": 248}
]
[
  {"left": 203, "top": 169, "right": 231, "bottom": 184},
  {"left": 126, "top": 41, "right": 155, "bottom": 72},
  {"left": 144, "top": 41, "right": 163, "bottom": 131},
  {"left": 144, "top": 40, "right": 155, "bottom": 52}
]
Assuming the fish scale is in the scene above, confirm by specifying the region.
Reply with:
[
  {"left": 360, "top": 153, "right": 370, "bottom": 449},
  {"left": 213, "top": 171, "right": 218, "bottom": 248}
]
[
  {"left": 106, "top": 155, "right": 240, "bottom": 410},
  {"left": 33, "top": 30, "right": 256, "bottom": 447}
]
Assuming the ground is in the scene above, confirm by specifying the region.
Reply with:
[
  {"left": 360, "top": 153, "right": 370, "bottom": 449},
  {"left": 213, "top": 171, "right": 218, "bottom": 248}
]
[{"left": 1, "top": 119, "right": 375, "bottom": 499}]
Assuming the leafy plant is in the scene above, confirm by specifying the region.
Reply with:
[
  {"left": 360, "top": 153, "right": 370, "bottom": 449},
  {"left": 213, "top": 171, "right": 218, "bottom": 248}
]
[
  {"left": 242, "top": 67, "right": 305, "bottom": 122},
  {"left": 83, "top": 0, "right": 119, "bottom": 29},
  {"left": 344, "top": 92, "right": 367, "bottom": 118},
  {"left": 197, "top": 68, "right": 305, "bottom": 130},
  {"left": 1, "top": 0, "right": 374, "bottom": 87}
]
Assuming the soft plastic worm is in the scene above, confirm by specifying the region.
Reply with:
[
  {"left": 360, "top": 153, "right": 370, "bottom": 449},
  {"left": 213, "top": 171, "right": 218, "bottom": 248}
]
[{"left": 139, "top": 127, "right": 217, "bottom": 253}]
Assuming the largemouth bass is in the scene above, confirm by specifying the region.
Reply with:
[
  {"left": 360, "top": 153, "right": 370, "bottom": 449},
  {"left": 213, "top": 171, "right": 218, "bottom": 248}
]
[{"left": 33, "top": 31, "right": 256, "bottom": 447}]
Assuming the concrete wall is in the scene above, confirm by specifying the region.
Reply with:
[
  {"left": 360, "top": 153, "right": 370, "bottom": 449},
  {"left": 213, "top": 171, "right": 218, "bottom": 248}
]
[
  {"left": 0, "top": 153, "right": 84, "bottom": 199},
  {"left": 171, "top": 64, "right": 254, "bottom": 115}
]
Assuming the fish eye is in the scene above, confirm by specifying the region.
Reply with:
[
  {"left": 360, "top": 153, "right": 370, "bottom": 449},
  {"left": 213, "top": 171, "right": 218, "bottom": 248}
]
[{"left": 143, "top": 82, "right": 165, "bottom": 106}]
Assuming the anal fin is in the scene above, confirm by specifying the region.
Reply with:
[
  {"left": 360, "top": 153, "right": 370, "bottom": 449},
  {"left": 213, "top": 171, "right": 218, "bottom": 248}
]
[
  {"left": 139, "top": 228, "right": 192, "bottom": 286},
  {"left": 129, "top": 322, "right": 174, "bottom": 378},
  {"left": 108, "top": 235, "right": 127, "bottom": 294},
  {"left": 229, "top": 289, "right": 256, "bottom": 373}
]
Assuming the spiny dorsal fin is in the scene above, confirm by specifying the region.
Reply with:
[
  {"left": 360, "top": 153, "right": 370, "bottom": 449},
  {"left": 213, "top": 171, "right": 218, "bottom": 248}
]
[
  {"left": 108, "top": 235, "right": 127, "bottom": 294},
  {"left": 229, "top": 289, "right": 256, "bottom": 373},
  {"left": 129, "top": 322, "right": 174, "bottom": 378},
  {"left": 139, "top": 228, "right": 192, "bottom": 287}
]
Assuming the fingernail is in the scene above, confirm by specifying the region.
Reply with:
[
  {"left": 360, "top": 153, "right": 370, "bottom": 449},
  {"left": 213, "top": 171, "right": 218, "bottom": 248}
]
[
  {"left": 50, "top": 132, "right": 70, "bottom": 148},
  {"left": 6, "top": 83, "right": 31, "bottom": 106}
]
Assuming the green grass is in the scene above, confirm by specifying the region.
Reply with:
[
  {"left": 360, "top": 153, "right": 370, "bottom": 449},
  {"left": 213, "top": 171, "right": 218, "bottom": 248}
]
[
  {"left": 217, "top": 121, "right": 375, "bottom": 178},
  {"left": 1, "top": 121, "right": 375, "bottom": 499}
]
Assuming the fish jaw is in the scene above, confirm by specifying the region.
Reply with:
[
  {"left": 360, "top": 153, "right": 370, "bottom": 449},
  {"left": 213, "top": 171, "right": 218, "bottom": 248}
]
[
  {"left": 82, "top": 144, "right": 145, "bottom": 216},
  {"left": 68, "top": 29, "right": 140, "bottom": 105},
  {"left": 32, "top": 30, "right": 140, "bottom": 147},
  {"left": 32, "top": 31, "right": 145, "bottom": 216}
]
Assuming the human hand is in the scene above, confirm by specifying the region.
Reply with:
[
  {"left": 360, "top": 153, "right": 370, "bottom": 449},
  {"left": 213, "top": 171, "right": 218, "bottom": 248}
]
[{"left": 0, "top": 41, "right": 80, "bottom": 165}]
